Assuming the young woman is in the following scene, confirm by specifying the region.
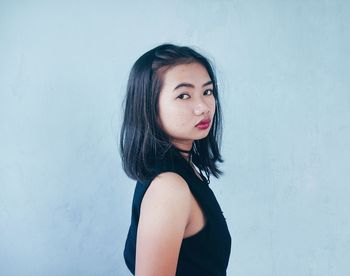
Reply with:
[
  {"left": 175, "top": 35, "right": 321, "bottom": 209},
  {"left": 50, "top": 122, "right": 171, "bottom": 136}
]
[{"left": 120, "top": 44, "right": 231, "bottom": 276}]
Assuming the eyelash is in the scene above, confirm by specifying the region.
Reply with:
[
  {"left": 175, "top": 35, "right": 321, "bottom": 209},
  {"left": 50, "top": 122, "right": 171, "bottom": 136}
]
[{"left": 177, "top": 89, "right": 214, "bottom": 100}]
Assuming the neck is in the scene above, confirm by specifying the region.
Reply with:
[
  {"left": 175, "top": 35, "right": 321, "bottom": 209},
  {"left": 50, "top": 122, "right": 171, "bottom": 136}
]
[{"left": 174, "top": 145, "right": 193, "bottom": 163}]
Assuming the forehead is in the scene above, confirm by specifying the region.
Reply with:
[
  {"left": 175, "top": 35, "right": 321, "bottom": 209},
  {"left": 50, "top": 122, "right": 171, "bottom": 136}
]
[{"left": 161, "top": 62, "right": 211, "bottom": 85}]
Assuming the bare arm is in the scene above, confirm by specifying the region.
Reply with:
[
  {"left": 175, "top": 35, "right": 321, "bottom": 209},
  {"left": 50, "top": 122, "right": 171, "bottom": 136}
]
[{"left": 135, "top": 172, "right": 192, "bottom": 276}]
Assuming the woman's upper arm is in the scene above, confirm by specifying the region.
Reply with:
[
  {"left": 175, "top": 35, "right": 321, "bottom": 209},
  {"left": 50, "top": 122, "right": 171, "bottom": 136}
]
[{"left": 135, "top": 172, "right": 192, "bottom": 276}]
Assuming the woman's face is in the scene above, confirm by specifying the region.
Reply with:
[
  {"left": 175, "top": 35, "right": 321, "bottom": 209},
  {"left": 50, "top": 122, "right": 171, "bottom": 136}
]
[{"left": 157, "top": 62, "right": 216, "bottom": 150}]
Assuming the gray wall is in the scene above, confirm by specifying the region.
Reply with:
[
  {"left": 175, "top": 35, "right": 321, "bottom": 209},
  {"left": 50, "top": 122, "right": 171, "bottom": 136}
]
[{"left": 1, "top": 1, "right": 349, "bottom": 275}]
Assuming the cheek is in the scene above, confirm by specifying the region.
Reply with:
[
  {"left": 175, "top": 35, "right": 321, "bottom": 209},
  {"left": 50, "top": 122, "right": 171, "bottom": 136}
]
[
  {"left": 164, "top": 107, "right": 186, "bottom": 124},
  {"left": 212, "top": 101, "right": 216, "bottom": 111},
  {"left": 158, "top": 100, "right": 178, "bottom": 126},
  {"left": 207, "top": 97, "right": 216, "bottom": 112},
  {"left": 159, "top": 104, "right": 189, "bottom": 129}
]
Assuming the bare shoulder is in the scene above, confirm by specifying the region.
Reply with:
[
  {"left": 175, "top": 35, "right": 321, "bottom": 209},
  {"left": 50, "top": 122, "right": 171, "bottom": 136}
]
[
  {"left": 145, "top": 172, "right": 191, "bottom": 201},
  {"left": 140, "top": 172, "right": 192, "bottom": 224},
  {"left": 136, "top": 172, "right": 192, "bottom": 276}
]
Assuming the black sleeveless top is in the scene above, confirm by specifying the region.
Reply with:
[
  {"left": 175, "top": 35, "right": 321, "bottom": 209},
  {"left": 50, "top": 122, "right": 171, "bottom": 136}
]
[{"left": 123, "top": 154, "right": 231, "bottom": 275}]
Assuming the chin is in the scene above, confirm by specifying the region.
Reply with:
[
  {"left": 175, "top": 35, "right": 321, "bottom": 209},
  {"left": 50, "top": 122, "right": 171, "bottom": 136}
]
[{"left": 194, "top": 132, "right": 210, "bottom": 140}]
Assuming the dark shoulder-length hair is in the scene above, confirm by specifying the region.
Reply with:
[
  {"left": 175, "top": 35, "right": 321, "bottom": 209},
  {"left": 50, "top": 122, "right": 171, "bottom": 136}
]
[{"left": 119, "top": 43, "right": 224, "bottom": 182}]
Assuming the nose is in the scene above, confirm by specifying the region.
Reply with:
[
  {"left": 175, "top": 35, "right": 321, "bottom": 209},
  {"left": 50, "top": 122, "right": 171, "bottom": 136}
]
[{"left": 193, "top": 102, "right": 210, "bottom": 116}]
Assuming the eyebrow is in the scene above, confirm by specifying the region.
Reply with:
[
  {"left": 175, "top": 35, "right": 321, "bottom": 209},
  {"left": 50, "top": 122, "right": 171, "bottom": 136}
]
[{"left": 173, "top": 80, "right": 213, "bottom": 91}]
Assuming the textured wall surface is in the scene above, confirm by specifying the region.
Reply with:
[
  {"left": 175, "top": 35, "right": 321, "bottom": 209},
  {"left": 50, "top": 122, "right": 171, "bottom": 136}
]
[{"left": 1, "top": 1, "right": 349, "bottom": 275}]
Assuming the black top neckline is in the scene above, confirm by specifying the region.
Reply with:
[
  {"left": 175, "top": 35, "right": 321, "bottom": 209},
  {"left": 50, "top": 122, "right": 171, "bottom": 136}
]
[{"left": 160, "top": 146, "right": 210, "bottom": 185}]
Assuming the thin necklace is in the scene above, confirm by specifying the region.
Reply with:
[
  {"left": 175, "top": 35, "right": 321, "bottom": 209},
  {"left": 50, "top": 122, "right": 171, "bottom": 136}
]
[
  {"left": 174, "top": 145, "right": 208, "bottom": 183},
  {"left": 175, "top": 147, "right": 193, "bottom": 163}
]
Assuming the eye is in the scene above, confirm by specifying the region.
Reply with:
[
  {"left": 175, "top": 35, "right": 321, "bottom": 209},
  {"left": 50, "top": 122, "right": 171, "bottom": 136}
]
[
  {"left": 204, "top": 89, "right": 214, "bottom": 96},
  {"left": 177, "top": 93, "right": 190, "bottom": 100}
]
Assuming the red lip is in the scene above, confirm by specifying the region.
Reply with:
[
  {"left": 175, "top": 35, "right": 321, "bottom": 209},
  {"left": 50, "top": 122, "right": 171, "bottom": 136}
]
[{"left": 195, "top": 118, "right": 211, "bottom": 127}]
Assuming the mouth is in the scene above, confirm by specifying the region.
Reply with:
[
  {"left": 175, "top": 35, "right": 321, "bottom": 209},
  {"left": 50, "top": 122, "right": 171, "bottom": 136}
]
[{"left": 195, "top": 118, "right": 211, "bottom": 129}]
